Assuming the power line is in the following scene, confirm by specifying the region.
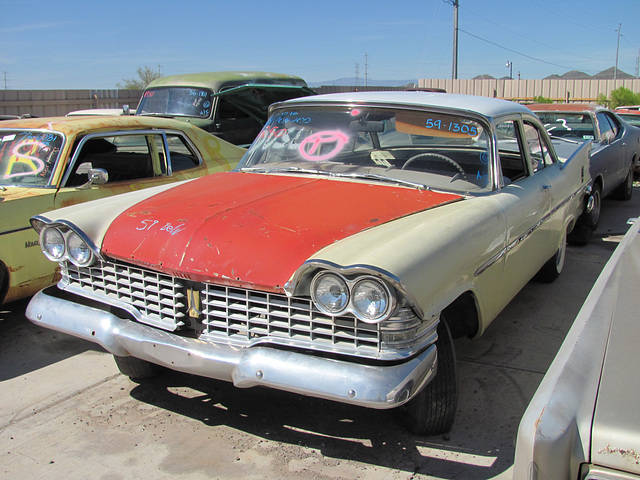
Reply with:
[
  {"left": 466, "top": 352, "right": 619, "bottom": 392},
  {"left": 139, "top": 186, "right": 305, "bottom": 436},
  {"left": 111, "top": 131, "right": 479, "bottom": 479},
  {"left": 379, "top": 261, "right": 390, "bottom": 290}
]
[{"left": 458, "top": 28, "right": 585, "bottom": 72}]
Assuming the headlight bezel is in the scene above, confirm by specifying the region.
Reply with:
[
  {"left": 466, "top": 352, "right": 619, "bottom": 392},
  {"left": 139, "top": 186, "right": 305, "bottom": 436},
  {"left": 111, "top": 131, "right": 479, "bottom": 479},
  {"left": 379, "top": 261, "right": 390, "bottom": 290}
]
[
  {"left": 39, "top": 224, "right": 98, "bottom": 267},
  {"left": 310, "top": 270, "right": 396, "bottom": 323}
]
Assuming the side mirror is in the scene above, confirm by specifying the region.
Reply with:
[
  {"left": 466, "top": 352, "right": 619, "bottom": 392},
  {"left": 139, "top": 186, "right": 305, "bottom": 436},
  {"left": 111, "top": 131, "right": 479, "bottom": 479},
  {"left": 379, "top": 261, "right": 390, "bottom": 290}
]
[
  {"left": 88, "top": 168, "right": 108, "bottom": 185},
  {"left": 600, "top": 130, "right": 615, "bottom": 145}
]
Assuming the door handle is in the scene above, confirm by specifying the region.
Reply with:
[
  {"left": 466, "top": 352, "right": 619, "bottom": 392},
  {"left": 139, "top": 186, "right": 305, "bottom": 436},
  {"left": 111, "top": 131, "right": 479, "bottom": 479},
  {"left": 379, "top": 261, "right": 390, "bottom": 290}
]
[{"left": 542, "top": 184, "right": 552, "bottom": 191}]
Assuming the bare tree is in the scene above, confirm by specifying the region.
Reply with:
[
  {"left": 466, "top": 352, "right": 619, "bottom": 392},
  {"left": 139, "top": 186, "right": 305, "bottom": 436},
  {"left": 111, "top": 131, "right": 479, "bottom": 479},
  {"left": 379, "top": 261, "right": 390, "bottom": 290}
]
[{"left": 117, "top": 66, "right": 163, "bottom": 90}]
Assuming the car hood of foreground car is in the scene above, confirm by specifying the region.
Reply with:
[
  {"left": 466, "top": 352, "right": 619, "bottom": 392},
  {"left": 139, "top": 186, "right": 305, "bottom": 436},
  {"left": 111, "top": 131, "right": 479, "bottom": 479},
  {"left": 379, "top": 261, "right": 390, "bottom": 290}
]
[
  {"left": 590, "top": 236, "right": 640, "bottom": 474},
  {"left": 96, "top": 171, "right": 464, "bottom": 292}
]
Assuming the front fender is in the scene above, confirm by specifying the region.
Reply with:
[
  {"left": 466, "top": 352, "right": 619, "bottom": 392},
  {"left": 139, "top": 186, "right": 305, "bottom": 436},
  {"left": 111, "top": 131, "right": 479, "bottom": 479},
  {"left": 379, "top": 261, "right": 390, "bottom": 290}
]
[
  {"left": 290, "top": 197, "right": 507, "bottom": 328},
  {"left": 30, "top": 180, "right": 194, "bottom": 247}
]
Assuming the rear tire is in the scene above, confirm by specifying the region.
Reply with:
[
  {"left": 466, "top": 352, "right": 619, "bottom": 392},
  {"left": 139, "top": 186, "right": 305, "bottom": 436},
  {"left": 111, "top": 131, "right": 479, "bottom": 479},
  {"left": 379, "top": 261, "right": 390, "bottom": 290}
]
[
  {"left": 113, "top": 355, "right": 162, "bottom": 380},
  {"left": 535, "top": 230, "right": 566, "bottom": 283},
  {"left": 612, "top": 164, "right": 633, "bottom": 201},
  {"left": 396, "top": 316, "right": 458, "bottom": 435},
  {"left": 568, "top": 183, "right": 601, "bottom": 245}
]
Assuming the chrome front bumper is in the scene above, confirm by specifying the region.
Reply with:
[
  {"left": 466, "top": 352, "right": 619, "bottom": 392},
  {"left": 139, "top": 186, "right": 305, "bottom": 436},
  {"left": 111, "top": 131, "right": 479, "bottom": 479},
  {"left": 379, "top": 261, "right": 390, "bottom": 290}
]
[{"left": 26, "top": 287, "right": 437, "bottom": 409}]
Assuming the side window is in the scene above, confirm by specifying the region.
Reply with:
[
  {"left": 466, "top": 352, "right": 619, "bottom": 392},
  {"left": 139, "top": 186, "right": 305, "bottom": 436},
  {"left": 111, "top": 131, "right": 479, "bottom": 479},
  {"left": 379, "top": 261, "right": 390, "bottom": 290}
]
[
  {"left": 497, "top": 120, "right": 528, "bottom": 183},
  {"left": 65, "top": 134, "right": 157, "bottom": 187},
  {"left": 605, "top": 112, "right": 621, "bottom": 138},
  {"left": 596, "top": 112, "right": 618, "bottom": 142},
  {"left": 523, "top": 122, "right": 553, "bottom": 173},
  {"left": 215, "top": 97, "right": 263, "bottom": 145},
  {"left": 156, "top": 134, "right": 201, "bottom": 172}
]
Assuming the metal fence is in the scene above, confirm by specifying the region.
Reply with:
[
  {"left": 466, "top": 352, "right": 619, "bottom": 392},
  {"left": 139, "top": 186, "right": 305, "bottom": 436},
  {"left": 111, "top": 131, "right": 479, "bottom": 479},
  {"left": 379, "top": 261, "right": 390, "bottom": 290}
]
[
  {"left": 2, "top": 78, "right": 640, "bottom": 117},
  {"left": 0, "top": 89, "right": 143, "bottom": 117},
  {"left": 418, "top": 78, "right": 640, "bottom": 103}
]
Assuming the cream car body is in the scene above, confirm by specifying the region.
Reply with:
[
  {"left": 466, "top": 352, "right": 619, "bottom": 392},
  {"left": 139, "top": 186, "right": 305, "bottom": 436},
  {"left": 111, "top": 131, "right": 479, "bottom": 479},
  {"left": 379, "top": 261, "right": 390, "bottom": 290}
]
[{"left": 26, "top": 92, "right": 591, "bottom": 435}]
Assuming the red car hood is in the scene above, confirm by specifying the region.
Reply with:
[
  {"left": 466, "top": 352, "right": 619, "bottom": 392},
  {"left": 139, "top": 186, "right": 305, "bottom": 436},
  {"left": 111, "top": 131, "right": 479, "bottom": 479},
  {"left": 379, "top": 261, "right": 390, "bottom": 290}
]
[{"left": 102, "top": 172, "right": 463, "bottom": 292}]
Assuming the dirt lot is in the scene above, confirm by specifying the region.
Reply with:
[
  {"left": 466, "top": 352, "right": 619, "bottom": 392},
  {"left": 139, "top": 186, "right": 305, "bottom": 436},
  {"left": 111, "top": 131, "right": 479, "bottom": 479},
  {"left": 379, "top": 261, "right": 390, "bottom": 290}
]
[{"left": 1, "top": 191, "right": 638, "bottom": 480}]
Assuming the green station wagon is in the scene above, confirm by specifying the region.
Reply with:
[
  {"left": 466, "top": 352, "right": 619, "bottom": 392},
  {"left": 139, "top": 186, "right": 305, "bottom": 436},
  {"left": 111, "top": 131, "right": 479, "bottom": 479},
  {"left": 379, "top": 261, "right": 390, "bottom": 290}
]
[{"left": 136, "top": 71, "right": 315, "bottom": 146}]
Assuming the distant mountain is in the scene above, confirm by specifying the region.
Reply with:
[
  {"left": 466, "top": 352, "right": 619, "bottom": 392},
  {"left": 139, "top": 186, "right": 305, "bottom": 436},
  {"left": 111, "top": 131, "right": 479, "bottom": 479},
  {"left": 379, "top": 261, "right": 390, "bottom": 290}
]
[
  {"left": 593, "top": 67, "right": 635, "bottom": 79},
  {"left": 311, "top": 67, "right": 636, "bottom": 87},
  {"left": 559, "top": 70, "right": 591, "bottom": 79},
  {"left": 545, "top": 67, "right": 633, "bottom": 80}
]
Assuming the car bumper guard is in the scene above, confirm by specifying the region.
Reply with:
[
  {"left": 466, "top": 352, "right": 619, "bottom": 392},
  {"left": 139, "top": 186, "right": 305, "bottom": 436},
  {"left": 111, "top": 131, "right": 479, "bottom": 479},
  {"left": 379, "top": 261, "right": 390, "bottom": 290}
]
[{"left": 26, "top": 287, "right": 437, "bottom": 410}]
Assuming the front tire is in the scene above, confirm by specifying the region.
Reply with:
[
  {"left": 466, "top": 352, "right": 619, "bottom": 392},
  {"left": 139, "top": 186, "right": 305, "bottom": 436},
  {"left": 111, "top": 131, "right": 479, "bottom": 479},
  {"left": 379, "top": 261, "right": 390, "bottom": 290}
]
[
  {"left": 396, "top": 316, "right": 458, "bottom": 435},
  {"left": 113, "top": 355, "right": 162, "bottom": 380}
]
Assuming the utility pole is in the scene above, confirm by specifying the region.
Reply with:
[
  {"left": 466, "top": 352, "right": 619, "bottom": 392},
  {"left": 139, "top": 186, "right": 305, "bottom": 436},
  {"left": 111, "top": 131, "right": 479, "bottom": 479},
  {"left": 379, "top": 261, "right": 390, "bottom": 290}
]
[
  {"left": 615, "top": 24, "right": 621, "bottom": 81},
  {"left": 355, "top": 63, "right": 360, "bottom": 87},
  {"left": 364, "top": 53, "right": 369, "bottom": 87},
  {"left": 451, "top": 0, "right": 459, "bottom": 79}
]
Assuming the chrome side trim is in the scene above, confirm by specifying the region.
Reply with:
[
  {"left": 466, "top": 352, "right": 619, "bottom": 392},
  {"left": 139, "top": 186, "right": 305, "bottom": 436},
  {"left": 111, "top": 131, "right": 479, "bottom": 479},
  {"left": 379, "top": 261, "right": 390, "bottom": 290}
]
[{"left": 474, "top": 184, "right": 587, "bottom": 277}]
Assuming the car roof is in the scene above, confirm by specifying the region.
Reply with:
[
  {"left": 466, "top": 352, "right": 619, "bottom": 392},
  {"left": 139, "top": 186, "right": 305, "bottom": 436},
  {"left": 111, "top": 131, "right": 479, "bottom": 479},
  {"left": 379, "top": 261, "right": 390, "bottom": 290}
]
[
  {"left": 273, "top": 91, "right": 534, "bottom": 120},
  {"left": 527, "top": 103, "right": 604, "bottom": 113},
  {"left": 146, "top": 71, "right": 309, "bottom": 91},
  {"left": 0, "top": 115, "right": 204, "bottom": 136}
]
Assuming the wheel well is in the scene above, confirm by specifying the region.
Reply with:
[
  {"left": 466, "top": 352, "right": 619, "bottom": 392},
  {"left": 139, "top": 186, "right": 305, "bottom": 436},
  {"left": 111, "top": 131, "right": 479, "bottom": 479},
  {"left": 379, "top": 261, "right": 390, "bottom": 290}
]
[
  {"left": 593, "top": 175, "right": 603, "bottom": 193},
  {"left": 442, "top": 292, "right": 479, "bottom": 339}
]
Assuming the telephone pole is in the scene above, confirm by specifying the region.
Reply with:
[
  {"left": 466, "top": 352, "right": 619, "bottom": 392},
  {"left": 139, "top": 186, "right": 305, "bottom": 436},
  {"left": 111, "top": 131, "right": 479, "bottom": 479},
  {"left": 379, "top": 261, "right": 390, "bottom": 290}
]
[
  {"left": 615, "top": 24, "right": 621, "bottom": 81},
  {"left": 444, "top": 0, "right": 459, "bottom": 80}
]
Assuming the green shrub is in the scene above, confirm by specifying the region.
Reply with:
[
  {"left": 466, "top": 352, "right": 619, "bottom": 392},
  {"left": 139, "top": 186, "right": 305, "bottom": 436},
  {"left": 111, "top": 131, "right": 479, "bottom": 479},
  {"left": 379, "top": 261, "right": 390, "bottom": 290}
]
[
  {"left": 533, "top": 95, "right": 554, "bottom": 104},
  {"left": 608, "top": 87, "right": 640, "bottom": 108}
]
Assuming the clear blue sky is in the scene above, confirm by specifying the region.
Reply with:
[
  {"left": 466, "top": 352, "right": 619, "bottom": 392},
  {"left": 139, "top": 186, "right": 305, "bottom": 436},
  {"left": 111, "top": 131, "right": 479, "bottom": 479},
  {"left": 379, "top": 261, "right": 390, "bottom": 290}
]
[{"left": 2, "top": 0, "right": 639, "bottom": 89}]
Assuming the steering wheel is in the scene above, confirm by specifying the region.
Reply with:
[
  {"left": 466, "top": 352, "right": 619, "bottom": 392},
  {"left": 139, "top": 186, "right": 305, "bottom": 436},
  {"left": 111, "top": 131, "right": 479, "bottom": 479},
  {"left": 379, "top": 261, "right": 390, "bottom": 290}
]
[{"left": 402, "top": 153, "right": 467, "bottom": 179}]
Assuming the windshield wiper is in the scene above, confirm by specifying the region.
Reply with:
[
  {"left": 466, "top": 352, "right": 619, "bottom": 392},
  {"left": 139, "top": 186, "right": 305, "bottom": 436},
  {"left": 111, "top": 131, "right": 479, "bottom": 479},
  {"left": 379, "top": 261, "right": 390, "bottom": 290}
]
[
  {"left": 338, "top": 172, "right": 428, "bottom": 190},
  {"left": 549, "top": 136, "right": 580, "bottom": 144},
  {"left": 241, "top": 166, "right": 325, "bottom": 175},
  {"left": 241, "top": 166, "right": 428, "bottom": 189}
]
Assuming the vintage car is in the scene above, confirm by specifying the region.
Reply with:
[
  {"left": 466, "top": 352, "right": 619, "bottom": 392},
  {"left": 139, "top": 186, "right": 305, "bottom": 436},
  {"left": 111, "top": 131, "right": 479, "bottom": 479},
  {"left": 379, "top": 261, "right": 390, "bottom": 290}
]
[
  {"left": 66, "top": 106, "right": 135, "bottom": 116},
  {"left": 529, "top": 103, "right": 639, "bottom": 242},
  {"left": 0, "top": 115, "right": 245, "bottom": 304},
  {"left": 26, "top": 92, "right": 591, "bottom": 435},
  {"left": 136, "top": 71, "right": 315, "bottom": 146},
  {"left": 514, "top": 218, "right": 640, "bottom": 480},
  {"left": 615, "top": 106, "right": 640, "bottom": 130}
]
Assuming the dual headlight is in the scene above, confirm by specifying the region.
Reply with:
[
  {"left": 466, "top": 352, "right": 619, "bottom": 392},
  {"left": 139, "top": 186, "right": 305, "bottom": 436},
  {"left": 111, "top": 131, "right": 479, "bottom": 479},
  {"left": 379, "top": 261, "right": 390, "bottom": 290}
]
[
  {"left": 40, "top": 226, "right": 95, "bottom": 267},
  {"left": 311, "top": 271, "right": 395, "bottom": 323}
]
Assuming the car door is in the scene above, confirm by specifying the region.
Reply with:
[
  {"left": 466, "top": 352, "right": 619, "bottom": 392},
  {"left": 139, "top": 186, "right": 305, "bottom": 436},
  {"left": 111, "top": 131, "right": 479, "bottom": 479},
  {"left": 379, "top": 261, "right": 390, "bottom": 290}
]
[
  {"left": 53, "top": 131, "right": 174, "bottom": 209},
  {"left": 595, "top": 111, "right": 627, "bottom": 195},
  {"left": 489, "top": 119, "right": 555, "bottom": 311}
]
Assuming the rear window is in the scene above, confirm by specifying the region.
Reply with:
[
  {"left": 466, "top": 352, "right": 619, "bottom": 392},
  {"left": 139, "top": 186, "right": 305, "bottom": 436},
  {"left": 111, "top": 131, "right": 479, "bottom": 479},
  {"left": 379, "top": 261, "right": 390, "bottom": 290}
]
[{"left": 137, "top": 87, "right": 213, "bottom": 118}]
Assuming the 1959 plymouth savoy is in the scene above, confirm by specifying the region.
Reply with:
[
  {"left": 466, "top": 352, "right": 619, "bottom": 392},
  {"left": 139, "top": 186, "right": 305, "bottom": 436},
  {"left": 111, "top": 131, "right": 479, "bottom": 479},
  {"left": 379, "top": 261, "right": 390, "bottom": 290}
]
[{"left": 26, "top": 92, "right": 592, "bottom": 435}]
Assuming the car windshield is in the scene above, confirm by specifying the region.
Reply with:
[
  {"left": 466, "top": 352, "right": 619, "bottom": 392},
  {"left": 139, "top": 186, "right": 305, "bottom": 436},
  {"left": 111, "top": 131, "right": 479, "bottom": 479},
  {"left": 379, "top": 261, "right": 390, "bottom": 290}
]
[
  {"left": 137, "top": 87, "right": 214, "bottom": 118},
  {"left": 536, "top": 112, "right": 595, "bottom": 141},
  {"left": 239, "top": 105, "right": 492, "bottom": 193},
  {"left": 0, "top": 130, "right": 64, "bottom": 187}
]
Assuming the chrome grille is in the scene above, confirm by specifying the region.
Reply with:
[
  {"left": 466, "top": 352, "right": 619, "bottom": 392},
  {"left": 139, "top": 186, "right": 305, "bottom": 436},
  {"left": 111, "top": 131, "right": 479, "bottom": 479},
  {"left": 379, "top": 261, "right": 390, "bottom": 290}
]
[
  {"left": 61, "top": 260, "right": 382, "bottom": 357},
  {"left": 62, "top": 261, "right": 186, "bottom": 332},
  {"left": 200, "top": 284, "right": 380, "bottom": 355}
]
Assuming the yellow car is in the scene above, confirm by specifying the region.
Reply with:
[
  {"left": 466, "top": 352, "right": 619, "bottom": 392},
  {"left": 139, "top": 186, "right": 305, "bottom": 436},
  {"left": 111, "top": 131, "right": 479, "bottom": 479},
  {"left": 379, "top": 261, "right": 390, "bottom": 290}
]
[{"left": 0, "top": 115, "right": 245, "bottom": 304}]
